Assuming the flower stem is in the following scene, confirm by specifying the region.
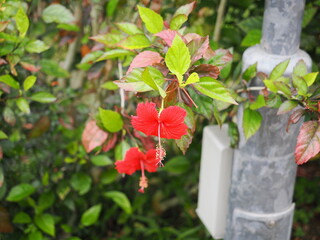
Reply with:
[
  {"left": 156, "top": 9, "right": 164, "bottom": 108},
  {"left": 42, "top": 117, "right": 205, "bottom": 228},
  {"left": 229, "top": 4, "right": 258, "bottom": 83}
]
[
  {"left": 182, "top": 88, "right": 198, "bottom": 108},
  {"left": 118, "top": 60, "right": 125, "bottom": 115}
]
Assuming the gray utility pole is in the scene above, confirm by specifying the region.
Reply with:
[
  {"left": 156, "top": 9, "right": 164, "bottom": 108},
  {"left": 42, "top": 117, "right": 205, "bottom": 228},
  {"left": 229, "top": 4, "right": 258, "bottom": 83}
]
[{"left": 224, "top": 0, "right": 312, "bottom": 240}]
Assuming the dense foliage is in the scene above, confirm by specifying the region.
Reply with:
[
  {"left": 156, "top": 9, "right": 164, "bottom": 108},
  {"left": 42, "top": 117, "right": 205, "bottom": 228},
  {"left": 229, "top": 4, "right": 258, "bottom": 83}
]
[{"left": 0, "top": 0, "right": 319, "bottom": 239}]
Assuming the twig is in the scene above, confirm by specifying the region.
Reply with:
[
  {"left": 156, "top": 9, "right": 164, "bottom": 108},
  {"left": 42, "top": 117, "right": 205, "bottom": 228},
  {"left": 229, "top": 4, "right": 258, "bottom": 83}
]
[
  {"left": 213, "top": 0, "right": 227, "bottom": 42},
  {"left": 118, "top": 60, "right": 125, "bottom": 114}
]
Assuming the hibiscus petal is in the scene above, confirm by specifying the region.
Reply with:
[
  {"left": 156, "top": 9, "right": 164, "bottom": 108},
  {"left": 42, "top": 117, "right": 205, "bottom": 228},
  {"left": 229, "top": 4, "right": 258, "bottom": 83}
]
[
  {"left": 131, "top": 102, "right": 159, "bottom": 136},
  {"left": 115, "top": 147, "right": 142, "bottom": 175},
  {"left": 143, "top": 149, "right": 158, "bottom": 172},
  {"left": 159, "top": 106, "right": 187, "bottom": 139}
]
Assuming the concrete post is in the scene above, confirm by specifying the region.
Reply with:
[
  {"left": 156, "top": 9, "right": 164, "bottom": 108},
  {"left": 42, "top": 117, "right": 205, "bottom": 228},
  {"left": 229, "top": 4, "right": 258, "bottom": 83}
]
[{"left": 224, "top": 0, "right": 312, "bottom": 240}]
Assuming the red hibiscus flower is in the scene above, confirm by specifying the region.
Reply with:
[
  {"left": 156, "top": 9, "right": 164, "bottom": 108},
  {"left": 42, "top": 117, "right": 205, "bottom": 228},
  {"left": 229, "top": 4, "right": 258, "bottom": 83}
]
[
  {"left": 131, "top": 102, "right": 188, "bottom": 139},
  {"left": 115, "top": 147, "right": 158, "bottom": 193}
]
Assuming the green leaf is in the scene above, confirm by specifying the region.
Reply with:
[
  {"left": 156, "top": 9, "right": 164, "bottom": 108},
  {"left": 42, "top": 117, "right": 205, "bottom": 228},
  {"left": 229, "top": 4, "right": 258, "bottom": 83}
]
[
  {"left": 276, "top": 76, "right": 290, "bottom": 84},
  {"left": 38, "top": 191, "right": 55, "bottom": 212},
  {"left": 39, "top": 59, "right": 69, "bottom": 77},
  {"left": 175, "top": 103, "right": 195, "bottom": 154},
  {"left": 91, "top": 155, "right": 112, "bottom": 167},
  {"left": 241, "top": 29, "right": 261, "bottom": 47},
  {"left": 242, "top": 62, "right": 257, "bottom": 81},
  {"left": 165, "top": 35, "right": 190, "bottom": 78},
  {"left": 115, "top": 141, "right": 130, "bottom": 161},
  {"left": 0, "top": 32, "right": 20, "bottom": 43},
  {"left": 170, "top": 14, "right": 188, "bottom": 30},
  {"left": 293, "top": 60, "right": 308, "bottom": 77},
  {"left": 0, "top": 74, "right": 19, "bottom": 89},
  {"left": 116, "top": 22, "right": 143, "bottom": 35},
  {"left": 6, "top": 183, "right": 35, "bottom": 202},
  {"left": 164, "top": 156, "right": 190, "bottom": 174},
  {"left": 266, "top": 94, "right": 282, "bottom": 108},
  {"left": 34, "top": 214, "right": 55, "bottom": 236},
  {"left": 28, "top": 231, "right": 43, "bottom": 240},
  {"left": 304, "top": 72, "right": 318, "bottom": 86},
  {"left": 15, "top": 7, "right": 29, "bottom": 38},
  {"left": 107, "top": 0, "right": 119, "bottom": 17},
  {"left": 13, "top": 212, "right": 32, "bottom": 224},
  {"left": 114, "top": 68, "right": 153, "bottom": 92},
  {"left": 302, "top": 6, "right": 318, "bottom": 28},
  {"left": 181, "top": 72, "right": 199, "bottom": 87},
  {"left": 118, "top": 34, "right": 150, "bottom": 49},
  {"left": 42, "top": 4, "right": 74, "bottom": 24},
  {"left": 277, "top": 100, "right": 298, "bottom": 115},
  {"left": 97, "top": 49, "right": 134, "bottom": 61},
  {"left": 138, "top": 6, "right": 163, "bottom": 34},
  {"left": 104, "top": 191, "right": 132, "bottom": 214},
  {"left": 66, "top": 237, "right": 82, "bottom": 240},
  {"left": 293, "top": 74, "right": 308, "bottom": 96},
  {"left": 228, "top": 121, "right": 239, "bottom": 148},
  {"left": 238, "top": 16, "right": 263, "bottom": 33},
  {"left": 3, "top": 106, "right": 15, "bottom": 126},
  {"left": 269, "top": 59, "right": 290, "bottom": 81},
  {"left": 70, "top": 173, "right": 92, "bottom": 195},
  {"left": 273, "top": 81, "right": 292, "bottom": 97},
  {"left": 100, "top": 169, "right": 118, "bottom": 185},
  {"left": 81, "top": 204, "right": 102, "bottom": 227},
  {"left": 212, "top": 100, "right": 222, "bottom": 126},
  {"left": 56, "top": 180, "right": 70, "bottom": 200},
  {"left": 101, "top": 81, "right": 119, "bottom": 90},
  {"left": 80, "top": 51, "right": 103, "bottom": 64},
  {"left": 263, "top": 79, "right": 277, "bottom": 93},
  {"left": 90, "top": 33, "right": 122, "bottom": 47},
  {"left": 30, "top": 92, "right": 56, "bottom": 103},
  {"left": 0, "top": 130, "right": 8, "bottom": 140},
  {"left": 23, "top": 76, "right": 37, "bottom": 91},
  {"left": 16, "top": 98, "right": 30, "bottom": 114},
  {"left": 250, "top": 94, "right": 266, "bottom": 110},
  {"left": 141, "top": 67, "right": 166, "bottom": 97},
  {"left": 99, "top": 108, "right": 123, "bottom": 133},
  {"left": 243, "top": 108, "right": 262, "bottom": 139},
  {"left": 193, "top": 77, "right": 237, "bottom": 105},
  {"left": 25, "top": 40, "right": 49, "bottom": 53},
  {"left": 57, "top": 23, "right": 80, "bottom": 32}
]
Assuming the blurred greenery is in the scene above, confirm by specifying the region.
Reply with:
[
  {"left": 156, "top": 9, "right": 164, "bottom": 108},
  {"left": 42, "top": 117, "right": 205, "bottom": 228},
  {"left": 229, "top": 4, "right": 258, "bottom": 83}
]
[{"left": 0, "top": 0, "right": 319, "bottom": 239}]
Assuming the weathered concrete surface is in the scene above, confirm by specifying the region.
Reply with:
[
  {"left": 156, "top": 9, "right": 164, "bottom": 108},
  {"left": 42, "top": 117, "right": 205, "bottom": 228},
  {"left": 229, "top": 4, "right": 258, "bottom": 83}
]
[
  {"left": 261, "top": 0, "right": 305, "bottom": 55},
  {"left": 224, "top": 0, "right": 311, "bottom": 239}
]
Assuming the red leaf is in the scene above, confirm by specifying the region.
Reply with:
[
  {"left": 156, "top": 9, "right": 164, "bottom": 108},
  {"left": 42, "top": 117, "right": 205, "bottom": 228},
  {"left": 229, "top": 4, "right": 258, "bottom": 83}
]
[
  {"left": 0, "top": 58, "right": 7, "bottom": 65},
  {"left": 155, "top": 29, "right": 178, "bottom": 46},
  {"left": 102, "top": 134, "right": 118, "bottom": 152},
  {"left": 127, "top": 51, "right": 163, "bottom": 73},
  {"left": 27, "top": 116, "right": 50, "bottom": 139},
  {"left": 0, "top": 207, "right": 13, "bottom": 233},
  {"left": 174, "top": 1, "right": 196, "bottom": 17},
  {"left": 133, "top": 130, "right": 155, "bottom": 150},
  {"left": 184, "top": 33, "right": 202, "bottom": 43},
  {"left": 82, "top": 120, "right": 108, "bottom": 153},
  {"left": 58, "top": 114, "right": 74, "bottom": 129},
  {"left": 295, "top": 121, "right": 320, "bottom": 165},
  {"left": 187, "top": 36, "right": 209, "bottom": 63},
  {"left": 206, "top": 49, "right": 233, "bottom": 65},
  {"left": 0, "top": 145, "right": 3, "bottom": 160},
  {"left": 20, "top": 62, "right": 41, "bottom": 72},
  {"left": 191, "top": 64, "right": 220, "bottom": 79},
  {"left": 287, "top": 109, "right": 305, "bottom": 132}
]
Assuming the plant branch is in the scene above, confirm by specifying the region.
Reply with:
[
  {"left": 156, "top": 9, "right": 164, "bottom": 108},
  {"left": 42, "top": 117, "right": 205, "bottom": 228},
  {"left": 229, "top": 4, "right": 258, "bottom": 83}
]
[
  {"left": 213, "top": 0, "right": 227, "bottom": 42},
  {"left": 118, "top": 60, "right": 125, "bottom": 114}
]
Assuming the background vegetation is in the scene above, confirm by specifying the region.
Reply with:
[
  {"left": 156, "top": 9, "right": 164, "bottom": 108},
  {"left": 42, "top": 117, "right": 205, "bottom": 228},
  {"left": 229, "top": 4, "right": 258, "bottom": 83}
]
[{"left": 0, "top": 0, "right": 319, "bottom": 239}]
